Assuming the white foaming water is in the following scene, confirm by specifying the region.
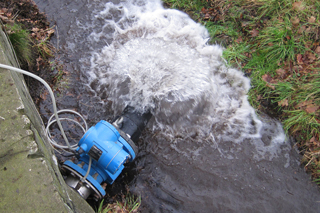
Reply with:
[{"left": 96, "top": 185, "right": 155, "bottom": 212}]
[{"left": 77, "top": 0, "right": 289, "bottom": 161}]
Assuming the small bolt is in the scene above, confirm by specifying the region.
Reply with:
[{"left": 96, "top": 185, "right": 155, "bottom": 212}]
[
  {"left": 101, "top": 183, "right": 107, "bottom": 190},
  {"left": 77, "top": 162, "right": 85, "bottom": 168},
  {"left": 92, "top": 173, "right": 99, "bottom": 180}
]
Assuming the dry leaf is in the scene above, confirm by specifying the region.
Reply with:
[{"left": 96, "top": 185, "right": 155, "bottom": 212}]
[
  {"left": 306, "top": 52, "right": 316, "bottom": 62},
  {"left": 305, "top": 104, "right": 318, "bottom": 113},
  {"left": 241, "top": 22, "right": 249, "bottom": 27},
  {"left": 291, "top": 16, "right": 300, "bottom": 25},
  {"left": 309, "top": 137, "right": 319, "bottom": 145},
  {"left": 292, "top": 1, "right": 304, "bottom": 11},
  {"left": 308, "top": 16, "right": 316, "bottom": 23},
  {"left": 262, "top": 74, "right": 276, "bottom": 89},
  {"left": 32, "top": 27, "right": 39, "bottom": 32},
  {"left": 304, "top": 41, "right": 313, "bottom": 49},
  {"left": 297, "top": 54, "right": 303, "bottom": 64},
  {"left": 236, "top": 36, "right": 243, "bottom": 43},
  {"left": 266, "top": 84, "right": 275, "bottom": 90},
  {"left": 297, "top": 26, "right": 306, "bottom": 34},
  {"left": 201, "top": 7, "right": 207, "bottom": 13},
  {"left": 310, "top": 136, "right": 316, "bottom": 143},
  {"left": 262, "top": 74, "right": 272, "bottom": 83},
  {"left": 204, "top": 14, "right": 211, "bottom": 19},
  {"left": 315, "top": 46, "right": 320, "bottom": 54},
  {"left": 245, "top": 52, "right": 252, "bottom": 58},
  {"left": 66, "top": 92, "right": 75, "bottom": 97},
  {"left": 251, "top": 29, "right": 259, "bottom": 37},
  {"left": 47, "top": 29, "right": 55, "bottom": 37},
  {"left": 296, "top": 100, "right": 319, "bottom": 113},
  {"left": 36, "top": 56, "right": 43, "bottom": 71},
  {"left": 0, "top": 8, "right": 8, "bottom": 14},
  {"left": 276, "top": 68, "right": 287, "bottom": 78},
  {"left": 305, "top": 26, "right": 312, "bottom": 33},
  {"left": 0, "top": 15, "right": 8, "bottom": 21},
  {"left": 40, "top": 90, "right": 48, "bottom": 101},
  {"left": 278, "top": 99, "right": 289, "bottom": 107},
  {"left": 296, "top": 100, "right": 313, "bottom": 108}
]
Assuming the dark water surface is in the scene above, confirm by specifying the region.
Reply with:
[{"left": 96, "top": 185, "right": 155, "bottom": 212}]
[{"left": 34, "top": 0, "right": 320, "bottom": 212}]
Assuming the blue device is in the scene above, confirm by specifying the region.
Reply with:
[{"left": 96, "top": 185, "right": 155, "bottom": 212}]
[{"left": 62, "top": 106, "right": 152, "bottom": 200}]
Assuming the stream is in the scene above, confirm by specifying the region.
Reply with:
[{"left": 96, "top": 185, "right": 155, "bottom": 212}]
[{"left": 33, "top": 0, "right": 320, "bottom": 212}]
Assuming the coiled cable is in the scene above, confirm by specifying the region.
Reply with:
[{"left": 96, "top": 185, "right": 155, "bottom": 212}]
[{"left": 0, "top": 63, "right": 91, "bottom": 181}]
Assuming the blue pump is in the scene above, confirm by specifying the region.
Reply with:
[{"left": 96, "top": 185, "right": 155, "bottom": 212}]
[{"left": 62, "top": 106, "right": 152, "bottom": 200}]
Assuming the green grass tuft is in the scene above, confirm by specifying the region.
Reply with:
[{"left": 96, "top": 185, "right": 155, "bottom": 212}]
[
  {"left": 6, "top": 23, "right": 32, "bottom": 65},
  {"left": 96, "top": 193, "right": 141, "bottom": 213}
]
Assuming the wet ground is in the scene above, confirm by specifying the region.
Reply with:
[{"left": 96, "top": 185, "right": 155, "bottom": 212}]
[{"left": 33, "top": 0, "right": 320, "bottom": 212}]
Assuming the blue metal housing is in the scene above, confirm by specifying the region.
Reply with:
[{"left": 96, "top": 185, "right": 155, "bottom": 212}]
[{"left": 63, "top": 120, "right": 136, "bottom": 197}]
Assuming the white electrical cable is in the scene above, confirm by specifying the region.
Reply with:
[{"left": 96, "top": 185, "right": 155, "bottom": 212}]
[
  {"left": 46, "top": 109, "right": 88, "bottom": 150},
  {"left": 0, "top": 63, "right": 92, "bottom": 182},
  {"left": 0, "top": 64, "right": 87, "bottom": 151},
  {"left": 81, "top": 156, "right": 92, "bottom": 182}
]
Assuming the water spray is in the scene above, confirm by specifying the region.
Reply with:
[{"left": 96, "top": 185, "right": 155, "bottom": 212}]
[{"left": 0, "top": 64, "right": 152, "bottom": 201}]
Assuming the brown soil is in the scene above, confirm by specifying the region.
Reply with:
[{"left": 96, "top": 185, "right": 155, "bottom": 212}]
[{"left": 0, "top": 0, "right": 57, "bottom": 101}]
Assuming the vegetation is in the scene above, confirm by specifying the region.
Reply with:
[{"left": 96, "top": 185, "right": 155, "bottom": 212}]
[
  {"left": 164, "top": 0, "right": 320, "bottom": 183},
  {"left": 97, "top": 193, "right": 141, "bottom": 213},
  {"left": 4, "top": 23, "right": 32, "bottom": 65},
  {"left": 0, "top": 0, "right": 62, "bottom": 80}
]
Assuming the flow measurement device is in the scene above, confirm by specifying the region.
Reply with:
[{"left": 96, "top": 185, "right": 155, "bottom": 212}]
[{"left": 62, "top": 106, "right": 152, "bottom": 200}]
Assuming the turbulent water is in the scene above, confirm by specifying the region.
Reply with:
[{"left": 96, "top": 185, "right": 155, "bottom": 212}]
[{"left": 35, "top": 0, "right": 320, "bottom": 212}]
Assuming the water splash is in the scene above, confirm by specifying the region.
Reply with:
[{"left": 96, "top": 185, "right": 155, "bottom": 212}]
[
  {"left": 68, "top": 0, "right": 298, "bottom": 203},
  {"left": 78, "top": 0, "right": 274, "bottom": 151}
]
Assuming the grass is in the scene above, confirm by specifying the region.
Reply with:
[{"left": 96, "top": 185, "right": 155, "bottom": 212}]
[
  {"left": 50, "top": 60, "right": 67, "bottom": 84},
  {"left": 163, "top": 0, "right": 320, "bottom": 183},
  {"left": 32, "top": 26, "right": 56, "bottom": 59},
  {"left": 97, "top": 193, "right": 141, "bottom": 213},
  {"left": 5, "top": 23, "right": 32, "bottom": 66},
  {"left": 164, "top": 0, "right": 207, "bottom": 11},
  {"left": 34, "top": 38, "right": 54, "bottom": 59}
]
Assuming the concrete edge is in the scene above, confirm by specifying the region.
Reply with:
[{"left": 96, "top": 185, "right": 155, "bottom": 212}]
[{"left": 0, "top": 25, "right": 94, "bottom": 213}]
